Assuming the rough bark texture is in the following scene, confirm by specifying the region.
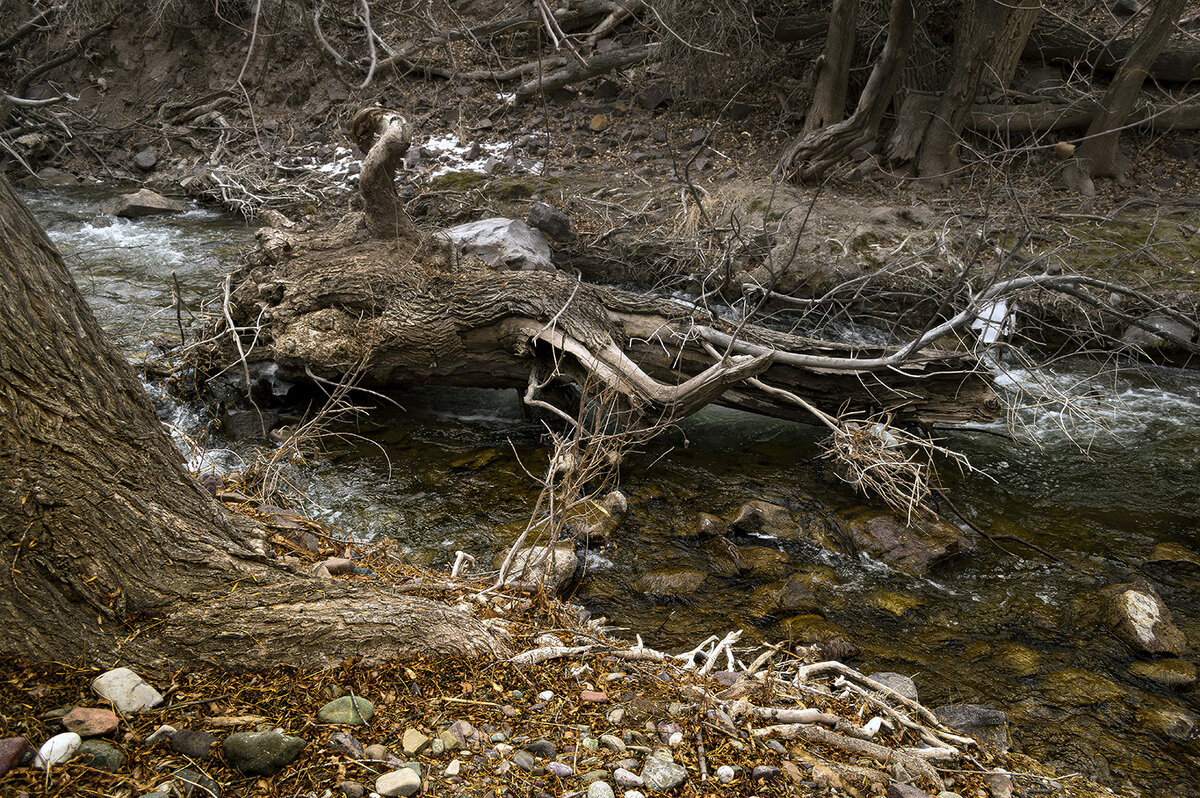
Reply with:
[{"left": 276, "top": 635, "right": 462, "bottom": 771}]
[
  {"left": 803, "top": 0, "right": 860, "bottom": 133},
  {"left": 1026, "top": 13, "right": 1200, "bottom": 83},
  {"left": 1076, "top": 0, "right": 1188, "bottom": 177},
  {"left": 0, "top": 173, "right": 504, "bottom": 669},
  {"left": 217, "top": 108, "right": 998, "bottom": 430},
  {"left": 780, "top": 0, "right": 917, "bottom": 182},
  {"left": 916, "top": 0, "right": 1011, "bottom": 180}
]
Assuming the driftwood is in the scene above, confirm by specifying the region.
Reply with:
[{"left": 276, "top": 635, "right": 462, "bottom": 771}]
[{"left": 212, "top": 108, "right": 998, "bottom": 447}]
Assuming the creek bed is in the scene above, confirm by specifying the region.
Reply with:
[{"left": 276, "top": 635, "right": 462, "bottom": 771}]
[{"left": 23, "top": 186, "right": 1200, "bottom": 796}]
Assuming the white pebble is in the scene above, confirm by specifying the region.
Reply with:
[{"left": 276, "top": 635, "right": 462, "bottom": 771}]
[
  {"left": 624, "top": 792, "right": 645, "bottom": 798},
  {"left": 35, "top": 732, "right": 81, "bottom": 769},
  {"left": 716, "top": 764, "right": 735, "bottom": 783},
  {"left": 537, "top": 690, "right": 555, "bottom": 701},
  {"left": 667, "top": 731, "right": 683, "bottom": 747}
]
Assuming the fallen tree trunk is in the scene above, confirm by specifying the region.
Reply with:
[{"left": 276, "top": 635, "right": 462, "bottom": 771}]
[
  {"left": 966, "top": 96, "right": 1200, "bottom": 134},
  {"left": 213, "top": 108, "right": 998, "bottom": 432},
  {"left": 1025, "top": 16, "right": 1200, "bottom": 84}
]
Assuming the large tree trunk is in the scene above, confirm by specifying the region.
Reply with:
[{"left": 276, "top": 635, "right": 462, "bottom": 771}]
[
  {"left": 915, "top": 0, "right": 1037, "bottom": 180},
  {"left": 779, "top": 0, "right": 917, "bottom": 182},
  {"left": 1076, "top": 0, "right": 1188, "bottom": 178},
  {"left": 217, "top": 107, "right": 999, "bottom": 434},
  {"left": 803, "top": 0, "right": 860, "bottom": 133},
  {"left": 0, "top": 173, "right": 504, "bottom": 669}
]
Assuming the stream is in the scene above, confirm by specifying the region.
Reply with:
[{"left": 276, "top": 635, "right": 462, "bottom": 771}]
[{"left": 22, "top": 185, "right": 1200, "bottom": 796}]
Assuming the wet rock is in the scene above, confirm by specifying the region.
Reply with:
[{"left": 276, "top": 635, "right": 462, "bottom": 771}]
[
  {"left": 92, "top": 668, "right": 163, "bottom": 712},
  {"left": 318, "top": 695, "right": 375, "bottom": 725},
  {"left": 439, "top": 218, "right": 555, "bottom": 272},
  {"left": 401, "top": 728, "right": 430, "bottom": 755},
  {"left": 172, "top": 767, "right": 221, "bottom": 797},
  {"left": 502, "top": 545, "right": 578, "bottom": 594},
  {"left": 1146, "top": 542, "right": 1200, "bottom": 570},
  {"left": 868, "top": 672, "right": 919, "bottom": 703},
  {"left": 730, "top": 500, "right": 801, "bottom": 539},
  {"left": 634, "top": 568, "right": 706, "bottom": 598},
  {"left": 34, "top": 732, "right": 81, "bottom": 769},
  {"left": 693, "top": 513, "right": 729, "bottom": 537},
  {"left": 748, "top": 580, "right": 820, "bottom": 618},
  {"left": 568, "top": 490, "right": 628, "bottom": 541},
  {"left": 1139, "top": 705, "right": 1199, "bottom": 743},
  {"left": 0, "top": 737, "right": 29, "bottom": 777},
  {"left": 134, "top": 147, "right": 158, "bottom": 171},
  {"left": 782, "top": 615, "right": 858, "bottom": 659},
  {"left": 1042, "top": 668, "right": 1125, "bottom": 707},
  {"left": 62, "top": 707, "right": 119, "bottom": 737},
  {"left": 992, "top": 642, "right": 1042, "bottom": 677},
  {"left": 222, "top": 730, "right": 306, "bottom": 776},
  {"left": 100, "top": 189, "right": 186, "bottom": 218},
  {"left": 76, "top": 740, "right": 125, "bottom": 772},
  {"left": 736, "top": 546, "right": 790, "bottom": 580},
  {"left": 221, "top": 408, "right": 280, "bottom": 441},
  {"left": 376, "top": 768, "right": 421, "bottom": 797},
  {"left": 527, "top": 202, "right": 573, "bottom": 241},
  {"left": 171, "top": 729, "right": 217, "bottom": 760},
  {"left": 641, "top": 754, "right": 686, "bottom": 790},
  {"left": 1100, "top": 581, "right": 1189, "bottom": 655},
  {"left": 1128, "top": 658, "right": 1198, "bottom": 689},
  {"left": 934, "top": 704, "right": 1009, "bottom": 751},
  {"left": 836, "top": 510, "right": 973, "bottom": 576},
  {"left": 867, "top": 590, "right": 925, "bottom": 617}
]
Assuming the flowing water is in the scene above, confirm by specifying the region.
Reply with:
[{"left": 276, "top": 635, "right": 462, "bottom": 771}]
[{"left": 23, "top": 186, "right": 1200, "bottom": 796}]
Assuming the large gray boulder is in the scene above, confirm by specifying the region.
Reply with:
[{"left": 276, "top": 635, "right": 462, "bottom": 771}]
[
  {"left": 439, "top": 217, "right": 554, "bottom": 272},
  {"left": 100, "top": 188, "right": 186, "bottom": 218}
]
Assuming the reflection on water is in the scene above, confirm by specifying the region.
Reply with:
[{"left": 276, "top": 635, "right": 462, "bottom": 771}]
[{"left": 27, "top": 186, "right": 1200, "bottom": 796}]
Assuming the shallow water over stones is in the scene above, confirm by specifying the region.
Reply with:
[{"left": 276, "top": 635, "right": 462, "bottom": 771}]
[{"left": 24, "top": 186, "right": 1200, "bottom": 796}]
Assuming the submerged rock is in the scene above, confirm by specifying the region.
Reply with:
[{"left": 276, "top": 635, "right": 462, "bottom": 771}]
[
  {"left": 934, "top": 704, "right": 1009, "bottom": 751},
  {"left": 1128, "top": 658, "right": 1198, "bottom": 689},
  {"left": 835, "top": 510, "right": 973, "bottom": 576},
  {"left": 730, "top": 500, "right": 801, "bottom": 539},
  {"left": 439, "top": 217, "right": 554, "bottom": 272},
  {"left": 1041, "top": 668, "right": 1126, "bottom": 707},
  {"left": 633, "top": 568, "right": 706, "bottom": 598},
  {"left": 1100, "top": 581, "right": 1190, "bottom": 656},
  {"left": 747, "top": 579, "right": 821, "bottom": 619},
  {"left": 100, "top": 188, "right": 186, "bottom": 218}
]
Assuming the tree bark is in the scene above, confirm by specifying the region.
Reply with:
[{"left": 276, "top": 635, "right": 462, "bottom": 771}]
[
  {"left": 1076, "top": 0, "right": 1188, "bottom": 178},
  {"left": 1026, "top": 13, "right": 1200, "bottom": 83},
  {"left": 0, "top": 173, "right": 504, "bottom": 669},
  {"left": 803, "top": 0, "right": 860, "bottom": 133},
  {"left": 216, "top": 105, "right": 999, "bottom": 436},
  {"left": 779, "top": 0, "right": 917, "bottom": 182},
  {"left": 916, "top": 0, "right": 1025, "bottom": 180}
]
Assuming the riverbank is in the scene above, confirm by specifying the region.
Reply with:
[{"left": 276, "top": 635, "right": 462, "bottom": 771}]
[{"left": 0, "top": 507, "right": 1121, "bottom": 798}]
